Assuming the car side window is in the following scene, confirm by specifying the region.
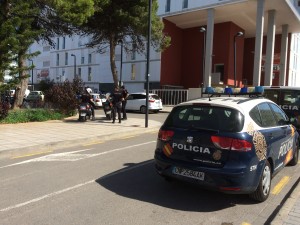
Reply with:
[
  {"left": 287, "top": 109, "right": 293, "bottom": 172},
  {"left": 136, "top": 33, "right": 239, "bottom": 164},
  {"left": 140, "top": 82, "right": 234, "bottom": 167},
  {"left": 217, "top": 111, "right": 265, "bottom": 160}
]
[
  {"left": 257, "top": 103, "right": 277, "bottom": 127},
  {"left": 269, "top": 103, "right": 289, "bottom": 125},
  {"left": 127, "top": 95, "right": 134, "bottom": 100},
  {"left": 249, "top": 106, "right": 263, "bottom": 127},
  {"left": 137, "top": 94, "right": 145, "bottom": 99},
  {"left": 282, "top": 90, "right": 300, "bottom": 105},
  {"left": 264, "top": 90, "right": 279, "bottom": 103}
]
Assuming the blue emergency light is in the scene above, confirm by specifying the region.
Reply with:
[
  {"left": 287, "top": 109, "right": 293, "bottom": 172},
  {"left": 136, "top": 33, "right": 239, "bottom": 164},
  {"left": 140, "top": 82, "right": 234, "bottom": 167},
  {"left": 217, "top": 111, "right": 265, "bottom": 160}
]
[{"left": 203, "top": 86, "right": 264, "bottom": 96}]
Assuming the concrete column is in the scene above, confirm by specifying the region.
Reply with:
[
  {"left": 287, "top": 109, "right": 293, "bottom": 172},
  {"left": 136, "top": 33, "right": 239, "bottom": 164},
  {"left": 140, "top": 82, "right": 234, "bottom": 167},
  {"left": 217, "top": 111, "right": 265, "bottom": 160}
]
[
  {"left": 204, "top": 8, "right": 215, "bottom": 87},
  {"left": 279, "top": 24, "right": 289, "bottom": 86},
  {"left": 264, "top": 10, "right": 276, "bottom": 86},
  {"left": 253, "top": 0, "right": 265, "bottom": 86}
]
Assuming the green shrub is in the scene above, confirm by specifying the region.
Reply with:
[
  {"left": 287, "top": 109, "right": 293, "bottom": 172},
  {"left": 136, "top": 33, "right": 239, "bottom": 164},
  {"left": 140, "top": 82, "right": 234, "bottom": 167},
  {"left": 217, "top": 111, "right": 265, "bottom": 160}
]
[{"left": 0, "top": 109, "right": 66, "bottom": 124}]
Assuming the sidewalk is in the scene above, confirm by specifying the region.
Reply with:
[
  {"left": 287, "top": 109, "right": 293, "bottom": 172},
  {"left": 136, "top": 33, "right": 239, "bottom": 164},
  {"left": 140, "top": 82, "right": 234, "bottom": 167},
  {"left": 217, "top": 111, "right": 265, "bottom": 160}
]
[
  {"left": 0, "top": 105, "right": 299, "bottom": 225},
  {"left": 0, "top": 107, "right": 172, "bottom": 159}
]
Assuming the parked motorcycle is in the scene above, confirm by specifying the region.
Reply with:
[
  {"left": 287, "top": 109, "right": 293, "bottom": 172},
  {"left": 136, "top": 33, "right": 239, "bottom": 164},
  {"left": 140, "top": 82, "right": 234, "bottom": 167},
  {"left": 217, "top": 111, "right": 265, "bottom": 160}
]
[
  {"left": 78, "top": 102, "right": 92, "bottom": 121},
  {"left": 102, "top": 99, "right": 112, "bottom": 120}
]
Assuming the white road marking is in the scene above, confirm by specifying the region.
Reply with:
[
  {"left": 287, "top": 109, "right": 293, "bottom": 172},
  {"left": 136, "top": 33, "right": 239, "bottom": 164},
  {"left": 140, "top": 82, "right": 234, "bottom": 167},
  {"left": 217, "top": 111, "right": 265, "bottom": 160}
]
[
  {"left": 0, "top": 160, "right": 153, "bottom": 212},
  {"left": 0, "top": 141, "right": 156, "bottom": 169},
  {"left": 0, "top": 180, "right": 95, "bottom": 212}
]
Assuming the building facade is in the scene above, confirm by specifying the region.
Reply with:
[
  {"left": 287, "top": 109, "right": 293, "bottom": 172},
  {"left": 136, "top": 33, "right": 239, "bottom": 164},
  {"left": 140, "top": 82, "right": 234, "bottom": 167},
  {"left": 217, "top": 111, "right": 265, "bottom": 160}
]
[{"left": 28, "top": 0, "right": 300, "bottom": 93}]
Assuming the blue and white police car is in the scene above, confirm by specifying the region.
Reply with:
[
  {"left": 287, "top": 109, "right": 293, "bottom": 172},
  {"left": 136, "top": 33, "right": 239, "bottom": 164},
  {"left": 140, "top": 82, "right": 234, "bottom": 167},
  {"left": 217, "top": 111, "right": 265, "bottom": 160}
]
[{"left": 154, "top": 88, "right": 299, "bottom": 202}]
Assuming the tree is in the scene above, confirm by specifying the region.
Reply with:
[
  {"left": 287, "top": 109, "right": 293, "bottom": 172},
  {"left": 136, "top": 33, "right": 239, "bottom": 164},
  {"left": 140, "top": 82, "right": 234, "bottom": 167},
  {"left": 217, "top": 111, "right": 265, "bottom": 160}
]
[
  {"left": 80, "top": 0, "right": 170, "bottom": 87},
  {"left": 0, "top": 0, "right": 95, "bottom": 109}
]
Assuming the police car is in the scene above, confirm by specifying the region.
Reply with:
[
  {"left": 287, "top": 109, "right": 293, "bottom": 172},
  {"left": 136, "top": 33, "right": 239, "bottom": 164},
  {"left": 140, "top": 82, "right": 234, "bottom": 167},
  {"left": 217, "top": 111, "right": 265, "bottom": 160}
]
[
  {"left": 263, "top": 86, "right": 300, "bottom": 132},
  {"left": 154, "top": 88, "right": 299, "bottom": 202}
]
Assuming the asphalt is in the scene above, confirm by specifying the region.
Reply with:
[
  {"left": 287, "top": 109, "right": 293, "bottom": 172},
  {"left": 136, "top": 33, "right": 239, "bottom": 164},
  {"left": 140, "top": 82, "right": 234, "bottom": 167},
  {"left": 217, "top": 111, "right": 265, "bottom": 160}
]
[{"left": 0, "top": 106, "right": 299, "bottom": 225}]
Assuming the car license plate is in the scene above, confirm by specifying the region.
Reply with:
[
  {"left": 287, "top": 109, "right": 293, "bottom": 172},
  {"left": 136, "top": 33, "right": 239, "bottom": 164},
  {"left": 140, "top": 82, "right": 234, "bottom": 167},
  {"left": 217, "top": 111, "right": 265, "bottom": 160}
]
[
  {"left": 80, "top": 113, "right": 86, "bottom": 116},
  {"left": 172, "top": 167, "right": 205, "bottom": 181}
]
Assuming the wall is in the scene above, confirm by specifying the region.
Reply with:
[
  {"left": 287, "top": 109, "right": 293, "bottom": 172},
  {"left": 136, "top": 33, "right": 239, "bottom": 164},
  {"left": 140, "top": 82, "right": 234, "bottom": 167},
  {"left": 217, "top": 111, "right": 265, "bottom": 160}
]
[{"left": 161, "top": 19, "right": 184, "bottom": 87}]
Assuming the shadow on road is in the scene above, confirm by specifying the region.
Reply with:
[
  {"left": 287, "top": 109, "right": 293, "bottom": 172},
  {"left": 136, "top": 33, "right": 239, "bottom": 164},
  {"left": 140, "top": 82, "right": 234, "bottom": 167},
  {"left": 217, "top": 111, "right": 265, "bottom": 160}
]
[{"left": 95, "top": 160, "right": 256, "bottom": 212}]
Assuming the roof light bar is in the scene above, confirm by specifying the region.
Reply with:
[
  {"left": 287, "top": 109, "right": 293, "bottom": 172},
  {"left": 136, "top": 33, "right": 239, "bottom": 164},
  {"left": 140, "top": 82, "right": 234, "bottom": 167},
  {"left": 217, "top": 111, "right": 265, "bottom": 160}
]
[{"left": 203, "top": 86, "right": 264, "bottom": 96}]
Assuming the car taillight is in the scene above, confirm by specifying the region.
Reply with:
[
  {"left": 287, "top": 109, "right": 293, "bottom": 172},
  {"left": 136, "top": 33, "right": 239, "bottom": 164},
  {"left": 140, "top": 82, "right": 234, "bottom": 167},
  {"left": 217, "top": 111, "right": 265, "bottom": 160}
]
[
  {"left": 149, "top": 99, "right": 155, "bottom": 103},
  {"left": 96, "top": 99, "right": 100, "bottom": 102},
  {"left": 158, "top": 130, "right": 174, "bottom": 141},
  {"left": 211, "top": 136, "right": 252, "bottom": 152}
]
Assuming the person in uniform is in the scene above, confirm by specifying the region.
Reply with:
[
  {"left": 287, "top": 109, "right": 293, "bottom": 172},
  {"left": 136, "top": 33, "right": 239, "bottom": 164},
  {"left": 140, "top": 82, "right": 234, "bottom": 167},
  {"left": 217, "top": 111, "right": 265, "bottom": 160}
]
[
  {"left": 110, "top": 86, "right": 122, "bottom": 123},
  {"left": 121, "top": 85, "right": 128, "bottom": 120}
]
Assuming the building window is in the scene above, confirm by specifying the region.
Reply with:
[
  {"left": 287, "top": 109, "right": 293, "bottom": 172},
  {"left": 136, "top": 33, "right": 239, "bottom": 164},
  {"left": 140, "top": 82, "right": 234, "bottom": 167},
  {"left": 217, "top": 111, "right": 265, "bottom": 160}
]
[
  {"left": 62, "top": 37, "right": 66, "bottom": 49},
  {"left": 65, "top": 52, "right": 68, "bottom": 65},
  {"left": 182, "top": 0, "right": 188, "bottom": 9},
  {"left": 165, "top": 0, "right": 171, "bottom": 12},
  {"left": 81, "top": 56, "right": 85, "bottom": 64},
  {"left": 56, "top": 54, "right": 59, "bottom": 66},
  {"left": 78, "top": 68, "right": 81, "bottom": 78},
  {"left": 88, "top": 54, "right": 92, "bottom": 64},
  {"left": 56, "top": 37, "right": 59, "bottom": 50},
  {"left": 88, "top": 67, "right": 92, "bottom": 81},
  {"left": 43, "top": 46, "right": 50, "bottom": 52},
  {"left": 131, "top": 64, "right": 136, "bottom": 80},
  {"left": 43, "top": 61, "right": 50, "bottom": 67}
]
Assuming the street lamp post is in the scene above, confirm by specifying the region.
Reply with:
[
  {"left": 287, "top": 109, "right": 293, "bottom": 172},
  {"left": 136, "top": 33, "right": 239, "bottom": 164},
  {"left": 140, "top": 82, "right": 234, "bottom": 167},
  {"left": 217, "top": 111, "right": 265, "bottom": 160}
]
[
  {"left": 145, "top": 0, "right": 152, "bottom": 128},
  {"left": 234, "top": 31, "right": 244, "bottom": 87},
  {"left": 118, "top": 40, "right": 123, "bottom": 87},
  {"left": 199, "top": 27, "right": 206, "bottom": 95},
  {"left": 71, "top": 54, "right": 77, "bottom": 78},
  {"left": 28, "top": 59, "right": 34, "bottom": 90}
]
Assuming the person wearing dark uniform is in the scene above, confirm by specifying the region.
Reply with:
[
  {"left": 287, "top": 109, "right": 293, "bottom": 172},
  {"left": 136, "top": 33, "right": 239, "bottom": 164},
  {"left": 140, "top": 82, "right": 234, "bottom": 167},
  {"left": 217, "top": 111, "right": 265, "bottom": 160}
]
[
  {"left": 121, "top": 85, "right": 128, "bottom": 120},
  {"left": 110, "top": 86, "right": 122, "bottom": 123}
]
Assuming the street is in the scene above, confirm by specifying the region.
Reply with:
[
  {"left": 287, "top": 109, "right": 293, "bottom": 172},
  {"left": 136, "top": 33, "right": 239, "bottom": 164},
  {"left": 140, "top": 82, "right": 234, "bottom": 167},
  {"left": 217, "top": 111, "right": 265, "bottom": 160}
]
[{"left": 0, "top": 111, "right": 299, "bottom": 225}]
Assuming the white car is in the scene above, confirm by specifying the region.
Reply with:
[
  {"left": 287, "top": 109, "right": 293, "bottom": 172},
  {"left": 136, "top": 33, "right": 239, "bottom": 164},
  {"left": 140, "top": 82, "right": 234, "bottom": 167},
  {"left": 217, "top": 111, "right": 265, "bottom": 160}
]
[
  {"left": 91, "top": 93, "right": 107, "bottom": 108},
  {"left": 126, "top": 93, "right": 163, "bottom": 113},
  {"left": 26, "top": 91, "right": 45, "bottom": 102}
]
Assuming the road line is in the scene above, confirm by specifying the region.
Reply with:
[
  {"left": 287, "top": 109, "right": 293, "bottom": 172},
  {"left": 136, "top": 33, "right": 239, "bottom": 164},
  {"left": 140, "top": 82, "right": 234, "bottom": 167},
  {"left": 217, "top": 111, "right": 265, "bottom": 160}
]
[
  {"left": 82, "top": 141, "right": 104, "bottom": 146},
  {"left": 0, "top": 160, "right": 153, "bottom": 213},
  {"left": 0, "top": 141, "right": 155, "bottom": 169},
  {"left": 120, "top": 136, "right": 136, "bottom": 139},
  {"left": 0, "top": 180, "right": 95, "bottom": 212},
  {"left": 271, "top": 176, "right": 291, "bottom": 195},
  {"left": 11, "top": 150, "right": 53, "bottom": 159}
]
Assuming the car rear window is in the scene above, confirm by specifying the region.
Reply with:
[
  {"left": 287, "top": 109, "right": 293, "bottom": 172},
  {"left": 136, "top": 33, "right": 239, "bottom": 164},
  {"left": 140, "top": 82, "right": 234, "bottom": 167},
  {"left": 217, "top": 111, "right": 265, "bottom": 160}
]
[
  {"left": 150, "top": 94, "right": 160, "bottom": 100},
  {"left": 164, "top": 105, "right": 244, "bottom": 132}
]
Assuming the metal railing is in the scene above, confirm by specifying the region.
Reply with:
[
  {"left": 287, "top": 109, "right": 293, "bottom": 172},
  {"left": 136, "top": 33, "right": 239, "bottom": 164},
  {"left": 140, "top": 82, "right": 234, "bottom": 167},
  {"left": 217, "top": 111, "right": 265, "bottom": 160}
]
[{"left": 150, "top": 89, "right": 188, "bottom": 106}]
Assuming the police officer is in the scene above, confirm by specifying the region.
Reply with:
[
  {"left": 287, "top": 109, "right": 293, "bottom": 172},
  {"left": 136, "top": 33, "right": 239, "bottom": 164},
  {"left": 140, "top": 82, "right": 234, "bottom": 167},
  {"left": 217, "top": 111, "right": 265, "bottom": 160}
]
[
  {"left": 110, "top": 86, "right": 122, "bottom": 123},
  {"left": 121, "top": 85, "right": 128, "bottom": 120}
]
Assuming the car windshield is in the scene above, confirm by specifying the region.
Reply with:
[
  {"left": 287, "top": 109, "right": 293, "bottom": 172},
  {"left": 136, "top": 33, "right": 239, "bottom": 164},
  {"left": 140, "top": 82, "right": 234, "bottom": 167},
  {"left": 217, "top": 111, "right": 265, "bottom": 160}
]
[{"left": 164, "top": 105, "right": 244, "bottom": 132}]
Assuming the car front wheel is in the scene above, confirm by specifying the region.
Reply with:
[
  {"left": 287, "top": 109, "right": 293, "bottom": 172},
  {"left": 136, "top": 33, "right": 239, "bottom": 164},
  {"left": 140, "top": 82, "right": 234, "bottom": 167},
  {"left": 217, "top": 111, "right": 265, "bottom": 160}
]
[{"left": 250, "top": 160, "right": 271, "bottom": 202}]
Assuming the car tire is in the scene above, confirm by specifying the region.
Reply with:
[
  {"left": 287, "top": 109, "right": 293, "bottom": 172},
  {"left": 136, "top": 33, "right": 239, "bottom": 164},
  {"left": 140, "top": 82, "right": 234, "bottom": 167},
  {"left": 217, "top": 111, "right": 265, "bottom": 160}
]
[
  {"left": 288, "top": 141, "right": 299, "bottom": 166},
  {"left": 140, "top": 105, "right": 147, "bottom": 114},
  {"left": 250, "top": 160, "right": 271, "bottom": 202}
]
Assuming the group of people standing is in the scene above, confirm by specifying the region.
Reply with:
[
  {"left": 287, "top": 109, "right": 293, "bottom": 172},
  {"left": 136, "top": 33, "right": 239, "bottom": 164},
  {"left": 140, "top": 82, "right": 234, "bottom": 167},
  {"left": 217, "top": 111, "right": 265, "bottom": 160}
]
[
  {"left": 80, "top": 85, "right": 129, "bottom": 123},
  {"left": 110, "top": 85, "right": 128, "bottom": 123}
]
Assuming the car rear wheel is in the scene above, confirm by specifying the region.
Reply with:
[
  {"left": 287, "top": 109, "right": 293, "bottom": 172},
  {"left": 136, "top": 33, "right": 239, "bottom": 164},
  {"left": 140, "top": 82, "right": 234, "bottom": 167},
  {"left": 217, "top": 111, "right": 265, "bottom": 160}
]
[
  {"left": 140, "top": 105, "right": 146, "bottom": 114},
  {"left": 250, "top": 160, "right": 271, "bottom": 202}
]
